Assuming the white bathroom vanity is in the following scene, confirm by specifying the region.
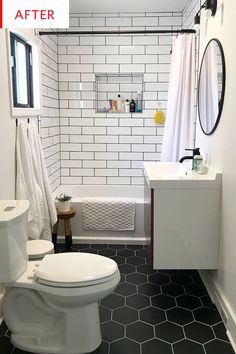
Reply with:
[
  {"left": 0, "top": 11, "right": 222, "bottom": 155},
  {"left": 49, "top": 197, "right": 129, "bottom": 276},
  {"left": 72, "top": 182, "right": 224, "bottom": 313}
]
[{"left": 144, "top": 162, "right": 222, "bottom": 269}]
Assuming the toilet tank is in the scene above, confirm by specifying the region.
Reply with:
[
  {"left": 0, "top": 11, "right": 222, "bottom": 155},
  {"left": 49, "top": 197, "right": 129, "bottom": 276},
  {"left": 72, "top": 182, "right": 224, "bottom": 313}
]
[{"left": 0, "top": 200, "right": 29, "bottom": 282}]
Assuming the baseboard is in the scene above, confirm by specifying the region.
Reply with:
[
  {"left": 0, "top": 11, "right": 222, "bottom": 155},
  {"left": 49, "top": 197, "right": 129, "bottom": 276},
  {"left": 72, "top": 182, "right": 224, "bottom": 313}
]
[
  {"left": 58, "top": 235, "right": 147, "bottom": 245},
  {"left": 199, "top": 270, "right": 236, "bottom": 353}
]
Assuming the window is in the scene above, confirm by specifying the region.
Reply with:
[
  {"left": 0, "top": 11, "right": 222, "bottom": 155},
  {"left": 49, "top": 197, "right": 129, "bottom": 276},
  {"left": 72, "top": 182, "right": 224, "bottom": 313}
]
[{"left": 10, "top": 32, "right": 33, "bottom": 108}]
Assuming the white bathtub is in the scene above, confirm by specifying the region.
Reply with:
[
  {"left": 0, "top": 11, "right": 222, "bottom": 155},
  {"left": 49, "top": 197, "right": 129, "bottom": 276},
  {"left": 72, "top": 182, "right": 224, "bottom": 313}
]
[{"left": 53, "top": 185, "right": 146, "bottom": 244}]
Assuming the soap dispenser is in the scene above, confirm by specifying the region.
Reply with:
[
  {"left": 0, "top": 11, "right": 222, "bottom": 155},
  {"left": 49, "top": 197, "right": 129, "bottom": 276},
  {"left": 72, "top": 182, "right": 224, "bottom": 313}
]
[{"left": 193, "top": 153, "right": 203, "bottom": 172}]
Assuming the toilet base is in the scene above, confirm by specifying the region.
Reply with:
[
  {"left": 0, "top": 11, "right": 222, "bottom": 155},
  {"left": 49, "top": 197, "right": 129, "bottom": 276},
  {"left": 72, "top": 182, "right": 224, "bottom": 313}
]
[{"left": 4, "top": 288, "right": 102, "bottom": 354}]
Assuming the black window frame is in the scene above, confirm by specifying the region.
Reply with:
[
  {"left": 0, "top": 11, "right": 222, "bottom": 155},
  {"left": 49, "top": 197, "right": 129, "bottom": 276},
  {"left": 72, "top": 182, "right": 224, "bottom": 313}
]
[{"left": 10, "top": 32, "right": 34, "bottom": 108}]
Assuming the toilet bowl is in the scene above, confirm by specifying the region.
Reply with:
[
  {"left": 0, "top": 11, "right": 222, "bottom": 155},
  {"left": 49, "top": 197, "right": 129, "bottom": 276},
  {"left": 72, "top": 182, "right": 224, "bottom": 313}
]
[{"left": 0, "top": 200, "right": 120, "bottom": 354}]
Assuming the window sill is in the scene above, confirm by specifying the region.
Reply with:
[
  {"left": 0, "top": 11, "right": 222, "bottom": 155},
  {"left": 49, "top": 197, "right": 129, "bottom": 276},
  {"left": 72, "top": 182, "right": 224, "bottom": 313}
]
[{"left": 11, "top": 107, "right": 42, "bottom": 117}]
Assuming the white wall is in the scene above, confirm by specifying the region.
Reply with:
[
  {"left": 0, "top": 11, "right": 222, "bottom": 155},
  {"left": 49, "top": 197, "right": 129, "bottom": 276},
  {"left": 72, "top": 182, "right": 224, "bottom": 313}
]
[
  {"left": 40, "top": 31, "right": 61, "bottom": 191},
  {"left": 0, "top": 31, "right": 16, "bottom": 200},
  {"left": 195, "top": 0, "right": 236, "bottom": 346}
]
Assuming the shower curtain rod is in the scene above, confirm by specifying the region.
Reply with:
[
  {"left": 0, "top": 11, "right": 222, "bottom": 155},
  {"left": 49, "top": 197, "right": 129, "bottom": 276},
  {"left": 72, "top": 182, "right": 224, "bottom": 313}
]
[{"left": 39, "top": 29, "right": 195, "bottom": 36}]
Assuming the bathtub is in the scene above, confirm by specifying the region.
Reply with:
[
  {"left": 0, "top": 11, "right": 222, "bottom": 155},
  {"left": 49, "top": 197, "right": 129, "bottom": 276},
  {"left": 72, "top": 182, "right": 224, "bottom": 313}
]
[{"left": 53, "top": 185, "right": 146, "bottom": 244}]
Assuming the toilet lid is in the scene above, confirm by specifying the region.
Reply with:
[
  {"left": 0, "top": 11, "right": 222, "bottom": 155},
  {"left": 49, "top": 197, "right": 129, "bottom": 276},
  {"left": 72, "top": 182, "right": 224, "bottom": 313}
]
[
  {"left": 27, "top": 240, "right": 54, "bottom": 259},
  {"left": 34, "top": 252, "right": 118, "bottom": 285}
]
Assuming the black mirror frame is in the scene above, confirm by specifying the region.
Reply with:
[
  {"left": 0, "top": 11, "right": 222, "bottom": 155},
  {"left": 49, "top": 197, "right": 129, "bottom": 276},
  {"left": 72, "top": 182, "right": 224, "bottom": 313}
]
[{"left": 198, "top": 38, "right": 226, "bottom": 136}]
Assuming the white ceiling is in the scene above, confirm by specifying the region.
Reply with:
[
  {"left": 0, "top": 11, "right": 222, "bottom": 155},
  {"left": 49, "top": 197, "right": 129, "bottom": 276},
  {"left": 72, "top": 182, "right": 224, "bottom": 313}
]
[{"left": 69, "top": 0, "right": 190, "bottom": 14}]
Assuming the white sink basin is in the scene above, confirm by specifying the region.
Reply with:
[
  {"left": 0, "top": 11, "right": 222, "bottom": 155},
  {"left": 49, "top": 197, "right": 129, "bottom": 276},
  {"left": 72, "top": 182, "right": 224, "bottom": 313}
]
[{"left": 143, "top": 162, "right": 221, "bottom": 189}]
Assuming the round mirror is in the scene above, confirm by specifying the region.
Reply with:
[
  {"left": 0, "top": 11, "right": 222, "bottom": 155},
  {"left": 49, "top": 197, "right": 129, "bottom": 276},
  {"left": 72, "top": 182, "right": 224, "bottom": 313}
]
[{"left": 198, "top": 39, "right": 226, "bottom": 135}]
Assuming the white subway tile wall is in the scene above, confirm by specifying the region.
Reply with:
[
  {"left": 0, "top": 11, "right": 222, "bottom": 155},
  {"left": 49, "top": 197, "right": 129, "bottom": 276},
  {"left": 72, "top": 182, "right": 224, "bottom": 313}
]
[
  {"left": 40, "top": 31, "right": 60, "bottom": 191},
  {"left": 57, "top": 12, "right": 182, "bottom": 185}
]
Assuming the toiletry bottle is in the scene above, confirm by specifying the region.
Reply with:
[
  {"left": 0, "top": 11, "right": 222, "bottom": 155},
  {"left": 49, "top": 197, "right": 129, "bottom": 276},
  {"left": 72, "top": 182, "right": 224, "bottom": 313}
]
[
  {"left": 112, "top": 99, "right": 117, "bottom": 112},
  {"left": 130, "top": 99, "right": 136, "bottom": 113},
  {"left": 193, "top": 153, "right": 203, "bottom": 172},
  {"left": 117, "top": 94, "right": 122, "bottom": 112},
  {"left": 125, "top": 99, "right": 130, "bottom": 113},
  {"left": 121, "top": 100, "right": 125, "bottom": 113},
  {"left": 136, "top": 91, "right": 142, "bottom": 112}
]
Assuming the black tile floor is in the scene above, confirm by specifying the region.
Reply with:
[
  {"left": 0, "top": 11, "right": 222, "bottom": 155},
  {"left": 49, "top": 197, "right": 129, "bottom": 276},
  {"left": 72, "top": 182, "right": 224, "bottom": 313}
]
[{"left": 0, "top": 244, "right": 235, "bottom": 354}]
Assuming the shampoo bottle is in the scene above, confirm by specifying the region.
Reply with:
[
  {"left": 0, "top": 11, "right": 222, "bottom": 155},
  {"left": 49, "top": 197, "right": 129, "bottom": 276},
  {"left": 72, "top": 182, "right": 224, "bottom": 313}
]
[
  {"left": 130, "top": 99, "right": 136, "bottom": 113},
  {"left": 125, "top": 99, "right": 130, "bottom": 113}
]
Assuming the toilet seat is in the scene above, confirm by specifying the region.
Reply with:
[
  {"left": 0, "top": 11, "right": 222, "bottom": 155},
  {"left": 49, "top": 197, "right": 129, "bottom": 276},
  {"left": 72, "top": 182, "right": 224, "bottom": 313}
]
[
  {"left": 34, "top": 252, "right": 118, "bottom": 288},
  {"left": 27, "top": 240, "right": 54, "bottom": 260}
]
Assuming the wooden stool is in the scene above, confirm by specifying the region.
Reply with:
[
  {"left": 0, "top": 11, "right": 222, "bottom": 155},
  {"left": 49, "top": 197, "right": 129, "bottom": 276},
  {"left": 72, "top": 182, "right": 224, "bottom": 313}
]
[{"left": 52, "top": 208, "right": 76, "bottom": 252}]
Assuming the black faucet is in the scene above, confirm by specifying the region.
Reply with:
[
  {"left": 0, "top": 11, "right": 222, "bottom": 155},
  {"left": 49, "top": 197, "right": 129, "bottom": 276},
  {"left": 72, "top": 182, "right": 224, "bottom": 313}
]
[{"left": 179, "top": 148, "right": 200, "bottom": 163}]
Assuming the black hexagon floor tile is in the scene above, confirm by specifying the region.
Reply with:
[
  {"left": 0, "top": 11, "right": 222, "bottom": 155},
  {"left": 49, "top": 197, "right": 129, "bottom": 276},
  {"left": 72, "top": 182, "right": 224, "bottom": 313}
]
[
  {"left": 110, "top": 338, "right": 140, "bottom": 354},
  {"left": 98, "top": 248, "right": 116, "bottom": 257},
  {"left": 213, "top": 322, "right": 230, "bottom": 342},
  {"left": 126, "top": 256, "right": 145, "bottom": 266},
  {"left": 126, "top": 272, "right": 147, "bottom": 285},
  {"left": 117, "top": 249, "right": 135, "bottom": 258},
  {"left": 167, "top": 307, "right": 194, "bottom": 325},
  {"left": 205, "top": 339, "right": 235, "bottom": 354},
  {"left": 108, "top": 244, "right": 126, "bottom": 250},
  {"left": 171, "top": 273, "right": 192, "bottom": 286},
  {"left": 140, "top": 306, "right": 166, "bottom": 325},
  {"left": 126, "top": 293, "right": 150, "bottom": 309},
  {"left": 138, "top": 283, "right": 161, "bottom": 296},
  {"left": 194, "top": 307, "right": 222, "bottom": 325},
  {"left": 99, "top": 306, "right": 112, "bottom": 323},
  {"left": 142, "top": 338, "right": 172, "bottom": 354},
  {"left": 176, "top": 294, "right": 202, "bottom": 310},
  {"left": 162, "top": 283, "right": 185, "bottom": 297},
  {"left": 126, "top": 245, "right": 144, "bottom": 251},
  {"left": 2, "top": 244, "right": 234, "bottom": 354},
  {"left": 91, "top": 341, "right": 109, "bottom": 354},
  {"left": 91, "top": 244, "right": 108, "bottom": 250},
  {"left": 173, "top": 339, "right": 205, "bottom": 354},
  {"left": 118, "top": 264, "right": 135, "bottom": 275},
  {"left": 136, "top": 249, "right": 149, "bottom": 258},
  {"left": 149, "top": 273, "right": 170, "bottom": 285},
  {"left": 201, "top": 295, "right": 217, "bottom": 309},
  {"left": 113, "top": 306, "right": 138, "bottom": 325},
  {"left": 185, "top": 283, "right": 208, "bottom": 297},
  {"left": 101, "top": 321, "right": 124, "bottom": 342},
  {"left": 151, "top": 294, "right": 176, "bottom": 310},
  {"left": 80, "top": 248, "right": 98, "bottom": 254},
  {"left": 136, "top": 264, "right": 156, "bottom": 275},
  {"left": 114, "top": 282, "right": 137, "bottom": 297},
  {"left": 110, "top": 255, "right": 125, "bottom": 265},
  {"left": 184, "top": 322, "right": 214, "bottom": 344},
  {"left": 158, "top": 269, "right": 179, "bottom": 276},
  {"left": 155, "top": 321, "right": 184, "bottom": 343},
  {"left": 101, "top": 293, "right": 125, "bottom": 309},
  {"left": 126, "top": 321, "right": 154, "bottom": 343}
]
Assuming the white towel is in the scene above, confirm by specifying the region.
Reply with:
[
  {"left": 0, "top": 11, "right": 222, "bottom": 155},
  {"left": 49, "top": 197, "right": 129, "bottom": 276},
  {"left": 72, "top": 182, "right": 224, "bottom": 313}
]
[
  {"left": 16, "top": 122, "right": 44, "bottom": 239},
  {"left": 28, "top": 122, "right": 57, "bottom": 241},
  {"left": 82, "top": 198, "right": 135, "bottom": 231}
]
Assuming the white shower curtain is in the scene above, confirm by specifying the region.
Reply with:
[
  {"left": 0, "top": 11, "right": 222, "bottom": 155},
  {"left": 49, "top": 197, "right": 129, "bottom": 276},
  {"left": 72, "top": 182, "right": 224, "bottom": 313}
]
[{"left": 161, "top": 34, "right": 196, "bottom": 162}]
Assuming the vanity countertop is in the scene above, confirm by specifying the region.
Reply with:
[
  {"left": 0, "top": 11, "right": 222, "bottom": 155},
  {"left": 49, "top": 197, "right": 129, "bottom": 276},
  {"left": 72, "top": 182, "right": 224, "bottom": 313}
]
[{"left": 143, "top": 162, "right": 222, "bottom": 189}]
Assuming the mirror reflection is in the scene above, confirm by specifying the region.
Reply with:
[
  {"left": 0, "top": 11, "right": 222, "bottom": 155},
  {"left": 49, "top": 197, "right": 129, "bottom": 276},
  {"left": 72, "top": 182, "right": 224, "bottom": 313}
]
[{"left": 198, "top": 39, "right": 226, "bottom": 135}]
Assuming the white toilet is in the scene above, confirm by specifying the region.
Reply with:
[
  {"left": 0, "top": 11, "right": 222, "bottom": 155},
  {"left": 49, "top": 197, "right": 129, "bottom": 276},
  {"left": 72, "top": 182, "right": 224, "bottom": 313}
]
[{"left": 0, "top": 200, "right": 120, "bottom": 354}]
